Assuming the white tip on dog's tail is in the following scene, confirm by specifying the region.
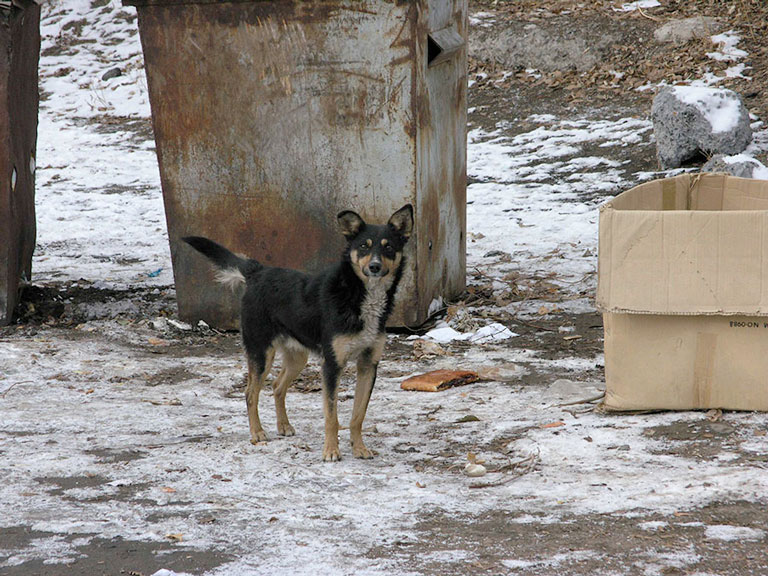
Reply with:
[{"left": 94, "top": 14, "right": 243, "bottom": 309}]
[
  {"left": 214, "top": 267, "right": 246, "bottom": 291},
  {"left": 182, "top": 236, "right": 260, "bottom": 291}
]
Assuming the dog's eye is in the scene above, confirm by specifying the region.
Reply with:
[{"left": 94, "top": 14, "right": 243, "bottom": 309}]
[
  {"left": 358, "top": 242, "right": 369, "bottom": 252},
  {"left": 383, "top": 245, "right": 396, "bottom": 258}
]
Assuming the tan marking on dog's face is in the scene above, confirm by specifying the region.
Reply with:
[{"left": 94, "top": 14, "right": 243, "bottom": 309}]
[
  {"left": 382, "top": 251, "right": 402, "bottom": 274},
  {"left": 358, "top": 253, "right": 373, "bottom": 271},
  {"left": 349, "top": 248, "right": 380, "bottom": 283},
  {"left": 347, "top": 249, "right": 365, "bottom": 281}
]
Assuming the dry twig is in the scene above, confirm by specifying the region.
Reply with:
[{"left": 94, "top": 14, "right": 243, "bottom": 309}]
[
  {"left": 556, "top": 392, "right": 606, "bottom": 407},
  {"left": 468, "top": 450, "right": 539, "bottom": 489},
  {"left": 0, "top": 381, "right": 33, "bottom": 398}
]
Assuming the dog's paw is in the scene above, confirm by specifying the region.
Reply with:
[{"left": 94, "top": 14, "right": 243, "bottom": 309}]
[
  {"left": 277, "top": 422, "right": 295, "bottom": 437},
  {"left": 352, "top": 444, "right": 375, "bottom": 460},
  {"left": 322, "top": 445, "right": 341, "bottom": 462},
  {"left": 250, "top": 430, "right": 268, "bottom": 444}
]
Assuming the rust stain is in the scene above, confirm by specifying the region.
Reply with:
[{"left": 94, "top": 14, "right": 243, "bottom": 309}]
[{"left": 128, "top": 0, "right": 467, "bottom": 328}]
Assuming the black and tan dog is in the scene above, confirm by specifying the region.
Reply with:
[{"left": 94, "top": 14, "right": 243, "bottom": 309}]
[{"left": 183, "top": 204, "right": 413, "bottom": 461}]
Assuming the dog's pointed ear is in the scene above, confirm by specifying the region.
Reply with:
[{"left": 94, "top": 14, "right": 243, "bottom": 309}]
[
  {"left": 388, "top": 204, "right": 414, "bottom": 241},
  {"left": 337, "top": 210, "right": 365, "bottom": 239}
]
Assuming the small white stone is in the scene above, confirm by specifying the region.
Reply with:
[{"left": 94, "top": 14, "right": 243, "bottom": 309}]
[{"left": 463, "top": 463, "right": 487, "bottom": 477}]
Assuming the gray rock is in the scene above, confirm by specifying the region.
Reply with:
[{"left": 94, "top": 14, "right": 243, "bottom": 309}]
[
  {"left": 702, "top": 154, "right": 768, "bottom": 179},
  {"left": 651, "top": 86, "right": 752, "bottom": 169},
  {"left": 101, "top": 67, "right": 122, "bottom": 81},
  {"left": 654, "top": 17, "right": 722, "bottom": 44},
  {"left": 469, "top": 16, "right": 621, "bottom": 73}
]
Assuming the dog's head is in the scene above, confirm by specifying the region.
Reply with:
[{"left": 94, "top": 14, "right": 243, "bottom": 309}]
[{"left": 337, "top": 204, "right": 413, "bottom": 284}]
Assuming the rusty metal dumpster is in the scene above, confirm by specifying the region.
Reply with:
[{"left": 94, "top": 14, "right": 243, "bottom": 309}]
[
  {"left": 124, "top": 0, "right": 468, "bottom": 329},
  {"left": 0, "top": 0, "right": 40, "bottom": 325}
]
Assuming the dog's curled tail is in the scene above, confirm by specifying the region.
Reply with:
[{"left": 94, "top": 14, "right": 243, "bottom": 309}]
[{"left": 182, "top": 236, "right": 259, "bottom": 290}]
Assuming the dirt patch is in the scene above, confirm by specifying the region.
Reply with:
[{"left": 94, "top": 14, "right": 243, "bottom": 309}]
[
  {"left": 644, "top": 418, "right": 767, "bottom": 462},
  {"left": 369, "top": 501, "right": 768, "bottom": 575},
  {"left": 0, "top": 527, "right": 230, "bottom": 576},
  {"left": 35, "top": 475, "right": 110, "bottom": 498},
  {"left": 470, "top": 0, "right": 768, "bottom": 134},
  {"left": 11, "top": 283, "right": 172, "bottom": 326}
]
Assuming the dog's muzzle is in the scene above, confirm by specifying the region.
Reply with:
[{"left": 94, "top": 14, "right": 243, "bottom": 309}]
[{"left": 364, "top": 258, "right": 386, "bottom": 277}]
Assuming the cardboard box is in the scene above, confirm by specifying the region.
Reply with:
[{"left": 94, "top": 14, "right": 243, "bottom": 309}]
[{"left": 597, "top": 173, "right": 768, "bottom": 411}]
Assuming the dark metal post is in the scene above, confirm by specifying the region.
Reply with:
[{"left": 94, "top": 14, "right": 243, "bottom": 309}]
[{"left": 0, "top": 0, "right": 40, "bottom": 325}]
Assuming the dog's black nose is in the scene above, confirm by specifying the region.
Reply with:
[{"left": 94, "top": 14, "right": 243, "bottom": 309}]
[{"left": 368, "top": 261, "right": 382, "bottom": 275}]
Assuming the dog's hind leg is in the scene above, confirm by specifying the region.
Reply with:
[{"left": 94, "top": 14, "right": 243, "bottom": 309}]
[
  {"left": 350, "top": 336, "right": 385, "bottom": 459},
  {"left": 246, "top": 347, "right": 275, "bottom": 444},
  {"left": 273, "top": 343, "right": 308, "bottom": 437},
  {"left": 321, "top": 360, "right": 342, "bottom": 462}
]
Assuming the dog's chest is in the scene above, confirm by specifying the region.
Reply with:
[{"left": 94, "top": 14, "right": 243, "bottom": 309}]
[
  {"left": 357, "top": 283, "right": 388, "bottom": 343},
  {"left": 331, "top": 281, "right": 392, "bottom": 366}
]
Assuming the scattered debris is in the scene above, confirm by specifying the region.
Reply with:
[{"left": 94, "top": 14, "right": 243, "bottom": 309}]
[
  {"left": 455, "top": 414, "right": 481, "bottom": 424},
  {"left": 706, "top": 409, "right": 724, "bottom": 422},
  {"left": 411, "top": 339, "right": 447, "bottom": 360},
  {"left": 468, "top": 450, "right": 540, "bottom": 489},
  {"left": 164, "top": 533, "right": 183, "bottom": 542},
  {"left": 545, "top": 379, "right": 605, "bottom": 407},
  {"left": 418, "top": 321, "right": 517, "bottom": 344},
  {"left": 476, "top": 363, "right": 524, "bottom": 383},
  {"left": 166, "top": 318, "right": 192, "bottom": 331},
  {"left": 142, "top": 398, "right": 182, "bottom": 406},
  {"left": 401, "top": 369, "right": 479, "bottom": 392},
  {"left": 541, "top": 421, "right": 566, "bottom": 429},
  {"left": 557, "top": 393, "right": 606, "bottom": 408}
]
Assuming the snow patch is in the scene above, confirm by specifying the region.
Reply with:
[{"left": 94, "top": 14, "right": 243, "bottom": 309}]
[
  {"left": 670, "top": 86, "right": 742, "bottom": 133},
  {"left": 705, "top": 525, "right": 765, "bottom": 542},
  {"left": 419, "top": 321, "right": 517, "bottom": 343},
  {"left": 707, "top": 31, "right": 749, "bottom": 62},
  {"left": 614, "top": 0, "right": 660, "bottom": 12}
]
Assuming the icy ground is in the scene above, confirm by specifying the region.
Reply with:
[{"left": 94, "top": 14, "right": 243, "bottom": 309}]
[{"left": 2, "top": 2, "right": 768, "bottom": 575}]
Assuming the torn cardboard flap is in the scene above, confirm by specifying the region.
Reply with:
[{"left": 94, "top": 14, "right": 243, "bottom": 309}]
[
  {"left": 401, "top": 369, "right": 479, "bottom": 392},
  {"left": 598, "top": 174, "right": 768, "bottom": 316}
]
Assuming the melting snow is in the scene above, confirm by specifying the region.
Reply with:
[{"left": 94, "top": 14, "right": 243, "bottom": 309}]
[
  {"left": 704, "top": 525, "right": 766, "bottom": 542},
  {"left": 418, "top": 321, "right": 517, "bottom": 343},
  {"left": 670, "top": 86, "right": 743, "bottom": 133},
  {"left": 614, "top": 0, "right": 661, "bottom": 12},
  {"left": 707, "top": 31, "right": 749, "bottom": 62}
]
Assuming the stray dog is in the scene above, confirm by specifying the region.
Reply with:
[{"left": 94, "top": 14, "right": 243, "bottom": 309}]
[{"left": 183, "top": 204, "right": 413, "bottom": 461}]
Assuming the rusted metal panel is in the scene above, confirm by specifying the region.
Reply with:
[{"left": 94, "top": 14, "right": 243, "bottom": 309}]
[
  {"left": 415, "top": 0, "right": 468, "bottom": 323},
  {"left": 125, "top": 0, "right": 466, "bottom": 328},
  {"left": 0, "top": 1, "right": 40, "bottom": 325}
]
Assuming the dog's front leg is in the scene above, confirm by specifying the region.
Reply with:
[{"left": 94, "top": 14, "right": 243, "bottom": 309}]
[
  {"left": 321, "top": 360, "right": 341, "bottom": 462},
  {"left": 350, "top": 338, "right": 385, "bottom": 459}
]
